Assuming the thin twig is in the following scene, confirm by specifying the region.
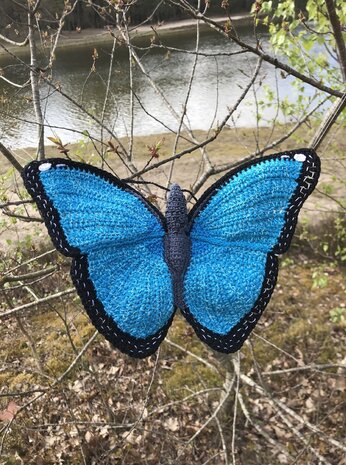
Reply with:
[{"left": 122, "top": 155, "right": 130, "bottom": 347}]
[
  {"left": 0, "top": 288, "right": 75, "bottom": 319},
  {"left": 0, "top": 141, "right": 23, "bottom": 172},
  {"left": 28, "top": 7, "right": 45, "bottom": 159},
  {"left": 325, "top": 0, "right": 346, "bottom": 82},
  {"left": 124, "top": 58, "right": 263, "bottom": 181}
]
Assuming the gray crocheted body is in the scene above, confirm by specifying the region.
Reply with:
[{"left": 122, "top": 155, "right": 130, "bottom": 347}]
[{"left": 164, "top": 184, "right": 191, "bottom": 308}]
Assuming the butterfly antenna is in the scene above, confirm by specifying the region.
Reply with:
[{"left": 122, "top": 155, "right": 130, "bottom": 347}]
[
  {"left": 125, "top": 180, "right": 197, "bottom": 202},
  {"left": 181, "top": 189, "right": 197, "bottom": 202},
  {"left": 125, "top": 179, "right": 170, "bottom": 192}
]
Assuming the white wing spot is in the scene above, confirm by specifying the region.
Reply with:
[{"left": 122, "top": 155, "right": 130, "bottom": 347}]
[
  {"left": 38, "top": 162, "right": 52, "bottom": 172},
  {"left": 56, "top": 164, "right": 67, "bottom": 168},
  {"left": 294, "top": 153, "right": 306, "bottom": 162}
]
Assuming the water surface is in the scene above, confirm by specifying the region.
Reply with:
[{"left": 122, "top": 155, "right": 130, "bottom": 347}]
[{"left": 0, "top": 26, "right": 328, "bottom": 148}]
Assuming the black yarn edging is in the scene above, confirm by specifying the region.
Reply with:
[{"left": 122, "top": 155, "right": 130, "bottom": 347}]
[
  {"left": 181, "top": 148, "right": 320, "bottom": 353},
  {"left": 22, "top": 158, "right": 174, "bottom": 358}
]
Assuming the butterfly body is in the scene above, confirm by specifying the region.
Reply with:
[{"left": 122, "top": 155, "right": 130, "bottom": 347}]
[
  {"left": 22, "top": 149, "right": 320, "bottom": 358},
  {"left": 164, "top": 184, "right": 191, "bottom": 308}
]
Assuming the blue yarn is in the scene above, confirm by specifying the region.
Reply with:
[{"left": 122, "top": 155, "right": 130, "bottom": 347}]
[
  {"left": 184, "top": 244, "right": 267, "bottom": 334},
  {"left": 40, "top": 168, "right": 163, "bottom": 252},
  {"left": 184, "top": 158, "right": 303, "bottom": 335},
  {"left": 87, "top": 241, "right": 173, "bottom": 338},
  {"left": 40, "top": 167, "right": 174, "bottom": 339},
  {"left": 191, "top": 159, "right": 303, "bottom": 249}
]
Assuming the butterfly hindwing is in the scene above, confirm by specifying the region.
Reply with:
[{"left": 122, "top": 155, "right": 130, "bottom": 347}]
[
  {"left": 182, "top": 149, "right": 320, "bottom": 353},
  {"left": 22, "top": 159, "right": 175, "bottom": 358}
]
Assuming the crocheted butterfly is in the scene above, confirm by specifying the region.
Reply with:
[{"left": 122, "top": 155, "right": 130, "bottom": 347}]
[{"left": 22, "top": 148, "right": 320, "bottom": 358}]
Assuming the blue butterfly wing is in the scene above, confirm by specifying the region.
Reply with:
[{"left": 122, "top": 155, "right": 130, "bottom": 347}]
[
  {"left": 182, "top": 149, "right": 320, "bottom": 353},
  {"left": 22, "top": 159, "right": 174, "bottom": 358}
]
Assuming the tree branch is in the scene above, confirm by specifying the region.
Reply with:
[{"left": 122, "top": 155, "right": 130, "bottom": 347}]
[
  {"left": 167, "top": 0, "right": 344, "bottom": 98},
  {"left": 325, "top": 0, "right": 346, "bottom": 82},
  {"left": 0, "top": 266, "right": 57, "bottom": 286},
  {"left": 0, "top": 288, "right": 75, "bottom": 320},
  {"left": 309, "top": 90, "right": 346, "bottom": 150},
  {"left": 28, "top": 8, "right": 45, "bottom": 159},
  {"left": 0, "top": 141, "right": 23, "bottom": 172},
  {"left": 0, "top": 75, "right": 30, "bottom": 88},
  {"left": 124, "top": 58, "right": 262, "bottom": 181},
  {"left": 0, "top": 33, "right": 29, "bottom": 46}
]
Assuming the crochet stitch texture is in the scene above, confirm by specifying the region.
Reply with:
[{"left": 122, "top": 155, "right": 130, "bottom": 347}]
[
  {"left": 185, "top": 158, "right": 302, "bottom": 335},
  {"left": 39, "top": 167, "right": 174, "bottom": 339},
  {"left": 22, "top": 148, "right": 320, "bottom": 358}
]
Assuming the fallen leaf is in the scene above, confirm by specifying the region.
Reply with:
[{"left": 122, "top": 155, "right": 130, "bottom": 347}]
[
  {"left": 0, "top": 401, "right": 20, "bottom": 421},
  {"left": 164, "top": 417, "right": 179, "bottom": 432}
]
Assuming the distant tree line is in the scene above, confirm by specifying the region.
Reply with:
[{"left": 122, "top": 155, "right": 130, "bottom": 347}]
[{"left": 0, "top": 0, "right": 308, "bottom": 36}]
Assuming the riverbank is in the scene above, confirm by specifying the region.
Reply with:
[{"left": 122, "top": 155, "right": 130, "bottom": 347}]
[{"left": 0, "top": 13, "right": 252, "bottom": 58}]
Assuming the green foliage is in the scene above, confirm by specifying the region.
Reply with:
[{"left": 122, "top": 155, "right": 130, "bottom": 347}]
[
  {"left": 311, "top": 267, "right": 328, "bottom": 289},
  {"left": 255, "top": 0, "right": 346, "bottom": 129},
  {"left": 334, "top": 221, "right": 346, "bottom": 262},
  {"left": 281, "top": 256, "right": 295, "bottom": 268},
  {"left": 255, "top": 0, "right": 346, "bottom": 266},
  {"left": 300, "top": 215, "right": 346, "bottom": 263},
  {"left": 258, "top": 0, "right": 345, "bottom": 89},
  {"left": 329, "top": 306, "right": 345, "bottom": 324}
]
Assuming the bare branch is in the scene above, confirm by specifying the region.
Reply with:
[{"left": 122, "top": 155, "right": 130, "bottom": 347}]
[
  {"left": 240, "top": 372, "right": 346, "bottom": 453},
  {"left": 309, "top": 93, "right": 346, "bottom": 150},
  {"left": 28, "top": 9, "right": 45, "bottom": 158},
  {"left": 133, "top": 43, "right": 249, "bottom": 58},
  {"left": 168, "top": 7, "right": 201, "bottom": 186},
  {"left": 7, "top": 0, "right": 29, "bottom": 12},
  {"left": 262, "top": 363, "right": 346, "bottom": 376},
  {"left": 0, "top": 33, "right": 29, "bottom": 46},
  {"left": 45, "top": 0, "right": 79, "bottom": 71},
  {"left": 0, "top": 266, "right": 57, "bottom": 286},
  {"left": 3, "top": 249, "right": 56, "bottom": 276},
  {"left": 238, "top": 392, "right": 293, "bottom": 460},
  {"left": 125, "top": 58, "right": 262, "bottom": 181},
  {"left": 0, "top": 141, "right": 23, "bottom": 172},
  {"left": 0, "top": 199, "right": 33, "bottom": 208},
  {"left": 165, "top": 338, "right": 220, "bottom": 374},
  {"left": 54, "top": 331, "right": 99, "bottom": 385},
  {"left": 2, "top": 210, "right": 43, "bottom": 222},
  {"left": 325, "top": 0, "right": 346, "bottom": 82},
  {"left": 0, "top": 288, "right": 75, "bottom": 320},
  {"left": 186, "top": 369, "right": 235, "bottom": 444},
  {"left": 0, "top": 75, "right": 30, "bottom": 88}
]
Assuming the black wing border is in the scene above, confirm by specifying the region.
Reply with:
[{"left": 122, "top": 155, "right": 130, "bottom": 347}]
[
  {"left": 182, "top": 148, "right": 320, "bottom": 353},
  {"left": 22, "top": 158, "right": 173, "bottom": 358}
]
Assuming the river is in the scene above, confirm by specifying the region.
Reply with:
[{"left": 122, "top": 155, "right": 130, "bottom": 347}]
[{"left": 0, "top": 25, "right": 328, "bottom": 149}]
